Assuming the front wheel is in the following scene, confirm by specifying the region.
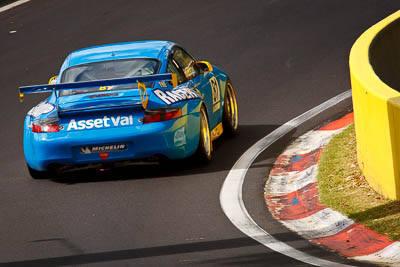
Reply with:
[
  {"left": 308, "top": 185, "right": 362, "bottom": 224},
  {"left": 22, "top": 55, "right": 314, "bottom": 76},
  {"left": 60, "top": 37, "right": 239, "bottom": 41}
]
[
  {"left": 223, "top": 81, "right": 238, "bottom": 136},
  {"left": 196, "top": 106, "right": 212, "bottom": 162}
]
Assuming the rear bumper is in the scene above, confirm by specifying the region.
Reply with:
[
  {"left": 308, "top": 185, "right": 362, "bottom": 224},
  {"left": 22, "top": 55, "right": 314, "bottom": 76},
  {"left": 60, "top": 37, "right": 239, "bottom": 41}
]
[{"left": 24, "top": 114, "right": 200, "bottom": 171}]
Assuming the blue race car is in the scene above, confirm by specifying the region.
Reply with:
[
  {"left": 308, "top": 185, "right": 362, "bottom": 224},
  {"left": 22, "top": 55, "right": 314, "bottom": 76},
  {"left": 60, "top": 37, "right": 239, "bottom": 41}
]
[{"left": 19, "top": 41, "right": 238, "bottom": 179}]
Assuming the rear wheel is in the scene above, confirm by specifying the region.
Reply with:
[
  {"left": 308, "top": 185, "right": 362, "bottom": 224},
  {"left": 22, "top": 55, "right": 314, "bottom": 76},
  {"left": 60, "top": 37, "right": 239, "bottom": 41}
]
[
  {"left": 27, "top": 164, "right": 50, "bottom": 179},
  {"left": 196, "top": 106, "right": 212, "bottom": 162},
  {"left": 223, "top": 81, "right": 238, "bottom": 136}
]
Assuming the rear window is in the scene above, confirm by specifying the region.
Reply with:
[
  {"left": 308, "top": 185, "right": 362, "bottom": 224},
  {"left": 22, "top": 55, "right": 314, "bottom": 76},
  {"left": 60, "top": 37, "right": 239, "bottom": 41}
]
[{"left": 60, "top": 59, "right": 160, "bottom": 96}]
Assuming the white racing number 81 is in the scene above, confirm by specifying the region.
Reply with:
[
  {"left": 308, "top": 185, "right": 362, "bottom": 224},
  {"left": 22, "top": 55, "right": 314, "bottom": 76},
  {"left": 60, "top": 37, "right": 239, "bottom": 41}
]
[{"left": 209, "top": 76, "right": 220, "bottom": 111}]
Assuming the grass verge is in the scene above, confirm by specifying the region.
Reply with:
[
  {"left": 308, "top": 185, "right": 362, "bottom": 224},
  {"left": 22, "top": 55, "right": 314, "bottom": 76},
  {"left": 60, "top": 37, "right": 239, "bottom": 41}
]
[{"left": 317, "top": 123, "right": 400, "bottom": 241}]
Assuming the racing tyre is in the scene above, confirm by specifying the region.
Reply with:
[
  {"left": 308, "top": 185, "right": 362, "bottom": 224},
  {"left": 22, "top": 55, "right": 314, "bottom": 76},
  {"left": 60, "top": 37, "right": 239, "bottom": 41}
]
[
  {"left": 223, "top": 81, "right": 238, "bottom": 136},
  {"left": 196, "top": 106, "right": 212, "bottom": 162},
  {"left": 27, "top": 164, "right": 50, "bottom": 179}
]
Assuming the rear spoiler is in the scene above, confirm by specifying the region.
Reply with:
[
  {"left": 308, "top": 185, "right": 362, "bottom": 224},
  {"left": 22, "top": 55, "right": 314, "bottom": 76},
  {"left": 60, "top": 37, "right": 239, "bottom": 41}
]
[{"left": 19, "top": 73, "right": 178, "bottom": 109}]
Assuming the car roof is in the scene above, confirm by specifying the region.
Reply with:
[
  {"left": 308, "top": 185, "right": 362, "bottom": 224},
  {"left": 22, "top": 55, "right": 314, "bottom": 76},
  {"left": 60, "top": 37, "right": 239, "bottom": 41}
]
[{"left": 67, "top": 40, "right": 175, "bottom": 67}]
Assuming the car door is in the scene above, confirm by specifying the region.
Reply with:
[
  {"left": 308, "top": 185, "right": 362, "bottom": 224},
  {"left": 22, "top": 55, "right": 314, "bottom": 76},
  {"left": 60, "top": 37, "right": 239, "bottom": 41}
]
[{"left": 168, "top": 46, "right": 221, "bottom": 130}]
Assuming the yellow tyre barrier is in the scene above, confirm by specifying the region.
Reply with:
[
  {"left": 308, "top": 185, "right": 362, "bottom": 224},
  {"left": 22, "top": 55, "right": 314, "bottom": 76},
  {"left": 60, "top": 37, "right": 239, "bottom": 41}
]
[{"left": 350, "top": 10, "right": 400, "bottom": 200}]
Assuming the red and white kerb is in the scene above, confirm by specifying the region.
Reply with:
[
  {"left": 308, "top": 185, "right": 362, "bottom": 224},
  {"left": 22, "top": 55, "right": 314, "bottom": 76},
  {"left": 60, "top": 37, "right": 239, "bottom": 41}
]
[{"left": 265, "top": 113, "right": 400, "bottom": 265}]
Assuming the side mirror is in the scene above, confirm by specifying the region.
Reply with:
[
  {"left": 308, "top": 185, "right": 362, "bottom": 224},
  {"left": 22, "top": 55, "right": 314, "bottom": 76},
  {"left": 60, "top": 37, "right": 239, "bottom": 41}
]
[
  {"left": 48, "top": 76, "right": 58, "bottom": 85},
  {"left": 196, "top": 61, "right": 213, "bottom": 74}
]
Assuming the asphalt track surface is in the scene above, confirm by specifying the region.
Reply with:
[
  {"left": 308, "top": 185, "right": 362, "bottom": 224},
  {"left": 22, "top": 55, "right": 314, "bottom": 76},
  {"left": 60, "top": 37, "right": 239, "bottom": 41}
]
[{"left": 0, "top": 1, "right": 399, "bottom": 266}]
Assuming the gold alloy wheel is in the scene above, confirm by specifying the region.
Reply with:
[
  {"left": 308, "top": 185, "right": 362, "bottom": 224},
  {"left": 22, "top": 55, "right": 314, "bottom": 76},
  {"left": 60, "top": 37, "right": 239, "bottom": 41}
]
[
  {"left": 224, "top": 82, "right": 238, "bottom": 133},
  {"left": 200, "top": 107, "right": 212, "bottom": 160}
]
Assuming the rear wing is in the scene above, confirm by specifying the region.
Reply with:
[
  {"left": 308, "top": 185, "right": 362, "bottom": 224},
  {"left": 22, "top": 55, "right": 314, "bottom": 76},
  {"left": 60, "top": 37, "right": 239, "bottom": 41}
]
[{"left": 18, "top": 73, "right": 178, "bottom": 109}]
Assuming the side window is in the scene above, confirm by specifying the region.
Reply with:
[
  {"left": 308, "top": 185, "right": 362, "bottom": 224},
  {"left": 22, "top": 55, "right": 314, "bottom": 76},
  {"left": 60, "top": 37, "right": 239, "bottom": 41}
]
[
  {"left": 172, "top": 48, "right": 198, "bottom": 80},
  {"left": 167, "top": 58, "right": 186, "bottom": 85}
]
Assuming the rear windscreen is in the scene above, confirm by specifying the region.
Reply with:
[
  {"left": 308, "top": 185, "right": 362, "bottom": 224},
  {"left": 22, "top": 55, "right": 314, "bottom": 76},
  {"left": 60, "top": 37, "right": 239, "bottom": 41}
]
[{"left": 60, "top": 58, "right": 160, "bottom": 96}]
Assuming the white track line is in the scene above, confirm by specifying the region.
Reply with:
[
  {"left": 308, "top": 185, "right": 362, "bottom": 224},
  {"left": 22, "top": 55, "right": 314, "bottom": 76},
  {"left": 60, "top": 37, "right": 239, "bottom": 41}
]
[
  {"left": 0, "top": 0, "right": 30, "bottom": 13},
  {"left": 219, "top": 90, "right": 352, "bottom": 266}
]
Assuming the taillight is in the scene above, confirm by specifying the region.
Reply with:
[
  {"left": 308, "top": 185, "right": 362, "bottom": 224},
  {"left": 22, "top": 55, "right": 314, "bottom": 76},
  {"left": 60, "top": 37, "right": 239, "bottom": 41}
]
[
  {"left": 32, "top": 118, "right": 60, "bottom": 133},
  {"left": 143, "top": 107, "right": 182, "bottom": 124}
]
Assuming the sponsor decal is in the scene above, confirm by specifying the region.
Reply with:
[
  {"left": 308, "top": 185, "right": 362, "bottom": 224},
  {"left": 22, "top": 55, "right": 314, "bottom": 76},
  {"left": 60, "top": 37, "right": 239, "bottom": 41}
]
[
  {"left": 153, "top": 88, "right": 200, "bottom": 105},
  {"left": 210, "top": 122, "right": 223, "bottom": 141},
  {"left": 89, "top": 93, "right": 118, "bottom": 98},
  {"left": 99, "top": 86, "right": 112, "bottom": 91},
  {"left": 213, "top": 102, "right": 221, "bottom": 113},
  {"left": 67, "top": 115, "right": 133, "bottom": 131},
  {"left": 80, "top": 143, "right": 127, "bottom": 154},
  {"left": 158, "top": 81, "right": 167, "bottom": 88}
]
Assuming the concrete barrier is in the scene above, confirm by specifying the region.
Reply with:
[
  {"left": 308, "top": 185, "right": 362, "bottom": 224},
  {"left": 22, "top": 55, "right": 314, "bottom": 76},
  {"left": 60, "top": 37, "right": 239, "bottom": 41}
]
[{"left": 350, "top": 10, "right": 400, "bottom": 200}]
